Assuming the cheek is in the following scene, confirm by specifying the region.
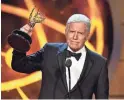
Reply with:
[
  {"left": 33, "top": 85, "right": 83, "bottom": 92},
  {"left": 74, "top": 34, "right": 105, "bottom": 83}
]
[
  {"left": 78, "top": 37, "right": 86, "bottom": 44},
  {"left": 66, "top": 33, "right": 73, "bottom": 40},
  {"left": 79, "top": 36, "right": 85, "bottom": 41}
]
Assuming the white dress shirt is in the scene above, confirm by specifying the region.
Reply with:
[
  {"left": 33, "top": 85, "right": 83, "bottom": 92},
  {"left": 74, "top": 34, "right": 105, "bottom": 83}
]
[{"left": 65, "top": 46, "right": 86, "bottom": 91}]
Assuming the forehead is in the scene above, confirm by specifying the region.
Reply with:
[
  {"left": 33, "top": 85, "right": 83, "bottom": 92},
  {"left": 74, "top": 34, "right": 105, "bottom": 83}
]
[{"left": 68, "top": 22, "right": 87, "bottom": 30}]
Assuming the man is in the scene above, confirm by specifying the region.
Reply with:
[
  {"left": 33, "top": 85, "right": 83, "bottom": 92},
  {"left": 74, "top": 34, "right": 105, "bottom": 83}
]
[{"left": 11, "top": 14, "right": 109, "bottom": 99}]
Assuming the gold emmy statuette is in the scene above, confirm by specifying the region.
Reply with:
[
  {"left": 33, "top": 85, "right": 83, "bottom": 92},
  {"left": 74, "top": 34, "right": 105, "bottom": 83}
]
[
  {"left": 7, "top": 7, "right": 46, "bottom": 52},
  {"left": 28, "top": 7, "right": 45, "bottom": 31}
]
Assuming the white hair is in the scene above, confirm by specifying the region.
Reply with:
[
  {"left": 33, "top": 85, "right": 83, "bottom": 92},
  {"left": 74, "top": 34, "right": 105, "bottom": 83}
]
[{"left": 66, "top": 14, "right": 91, "bottom": 32}]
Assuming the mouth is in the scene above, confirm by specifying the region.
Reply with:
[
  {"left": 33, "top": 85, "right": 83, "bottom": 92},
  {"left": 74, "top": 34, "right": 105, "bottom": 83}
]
[{"left": 70, "top": 41, "right": 79, "bottom": 44}]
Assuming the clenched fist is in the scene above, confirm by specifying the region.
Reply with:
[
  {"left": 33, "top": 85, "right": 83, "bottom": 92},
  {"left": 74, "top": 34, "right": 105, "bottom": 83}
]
[{"left": 20, "top": 24, "right": 33, "bottom": 36}]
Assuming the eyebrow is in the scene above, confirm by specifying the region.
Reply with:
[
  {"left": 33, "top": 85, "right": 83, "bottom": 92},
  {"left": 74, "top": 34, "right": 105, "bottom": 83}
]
[
  {"left": 69, "top": 29, "right": 86, "bottom": 33},
  {"left": 78, "top": 31, "right": 85, "bottom": 33},
  {"left": 70, "top": 30, "right": 75, "bottom": 32}
]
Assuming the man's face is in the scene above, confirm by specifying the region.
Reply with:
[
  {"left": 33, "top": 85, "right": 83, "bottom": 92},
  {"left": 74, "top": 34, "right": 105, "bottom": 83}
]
[{"left": 65, "top": 22, "right": 89, "bottom": 52}]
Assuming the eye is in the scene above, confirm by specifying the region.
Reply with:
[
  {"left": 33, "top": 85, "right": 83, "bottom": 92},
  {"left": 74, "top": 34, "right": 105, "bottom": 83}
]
[
  {"left": 70, "top": 30, "right": 75, "bottom": 33},
  {"left": 78, "top": 32, "right": 85, "bottom": 35},
  {"left": 78, "top": 32, "right": 83, "bottom": 35}
]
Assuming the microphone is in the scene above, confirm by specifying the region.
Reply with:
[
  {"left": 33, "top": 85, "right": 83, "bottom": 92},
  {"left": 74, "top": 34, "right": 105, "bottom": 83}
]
[
  {"left": 65, "top": 59, "right": 72, "bottom": 99},
  {"left": 65, "top": 59, "right": 72, "bottom": 68}
]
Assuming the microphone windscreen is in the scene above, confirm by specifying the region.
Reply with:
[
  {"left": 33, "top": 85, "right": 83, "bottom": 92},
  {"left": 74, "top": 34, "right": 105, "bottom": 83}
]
[{"left": 65, "top": 59, "right": 72, "bottom": 68}]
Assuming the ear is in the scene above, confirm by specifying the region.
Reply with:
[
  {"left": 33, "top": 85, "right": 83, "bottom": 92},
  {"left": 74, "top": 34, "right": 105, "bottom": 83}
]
[
  {"left": 86, "top": 32, "right": 89, "bottom": 40},
  {"left": 65, "top": 24, "right": 70, "bottom": 34},
  {"left": 65, "top": 28, "right": 67, "bottom": 34}
]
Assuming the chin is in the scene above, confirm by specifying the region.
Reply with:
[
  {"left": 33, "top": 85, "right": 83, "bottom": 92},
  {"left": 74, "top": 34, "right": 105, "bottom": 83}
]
[{"left": 70, "top": 46, "right": 80, "bottom": 52}]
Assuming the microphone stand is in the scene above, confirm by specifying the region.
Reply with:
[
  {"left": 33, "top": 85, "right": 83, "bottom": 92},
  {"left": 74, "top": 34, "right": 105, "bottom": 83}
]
[
  {"left": 65, "top": 59, "right": 72, "bottom": 99},
  {"left": 67, "top": 67, "right": 71, "bottom": 99}
]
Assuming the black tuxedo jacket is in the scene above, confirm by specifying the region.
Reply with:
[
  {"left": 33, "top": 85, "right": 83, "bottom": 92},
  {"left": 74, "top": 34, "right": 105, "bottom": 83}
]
[{"left": 12, "top": 43, "right": 109, "bottom": 99}]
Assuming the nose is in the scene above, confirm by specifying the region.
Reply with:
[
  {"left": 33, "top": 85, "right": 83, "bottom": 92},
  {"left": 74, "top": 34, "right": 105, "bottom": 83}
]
[{"left": 73, "top": 32, "right": 78, "bottom": 40}]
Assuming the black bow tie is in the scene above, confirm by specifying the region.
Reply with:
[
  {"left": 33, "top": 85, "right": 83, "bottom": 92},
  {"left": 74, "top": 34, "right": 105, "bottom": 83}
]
[{"left": 66, "top": 50, "right": 82, "bottom": 60}]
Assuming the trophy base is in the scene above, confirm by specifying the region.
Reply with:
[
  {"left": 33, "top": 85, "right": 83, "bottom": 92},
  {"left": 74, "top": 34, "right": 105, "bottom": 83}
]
[{"left": 8, "top": 30, "right": 32, "bottom": 52}]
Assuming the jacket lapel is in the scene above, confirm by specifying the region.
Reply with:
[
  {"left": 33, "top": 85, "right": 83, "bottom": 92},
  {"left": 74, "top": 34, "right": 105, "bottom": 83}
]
[
  {"left": 79, "top": 47, "right": 94, "bottom": 83},
  {"left": 70, "top": 47, "right": 94, "bottom": 92},
  {"left": 57, "top": 43, "right": 68, "bottom": 92}
]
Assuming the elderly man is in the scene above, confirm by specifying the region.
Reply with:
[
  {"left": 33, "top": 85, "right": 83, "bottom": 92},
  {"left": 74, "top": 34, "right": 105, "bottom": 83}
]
[{"left": 11, "top": 14, "right": 109, "bottom": 99}]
